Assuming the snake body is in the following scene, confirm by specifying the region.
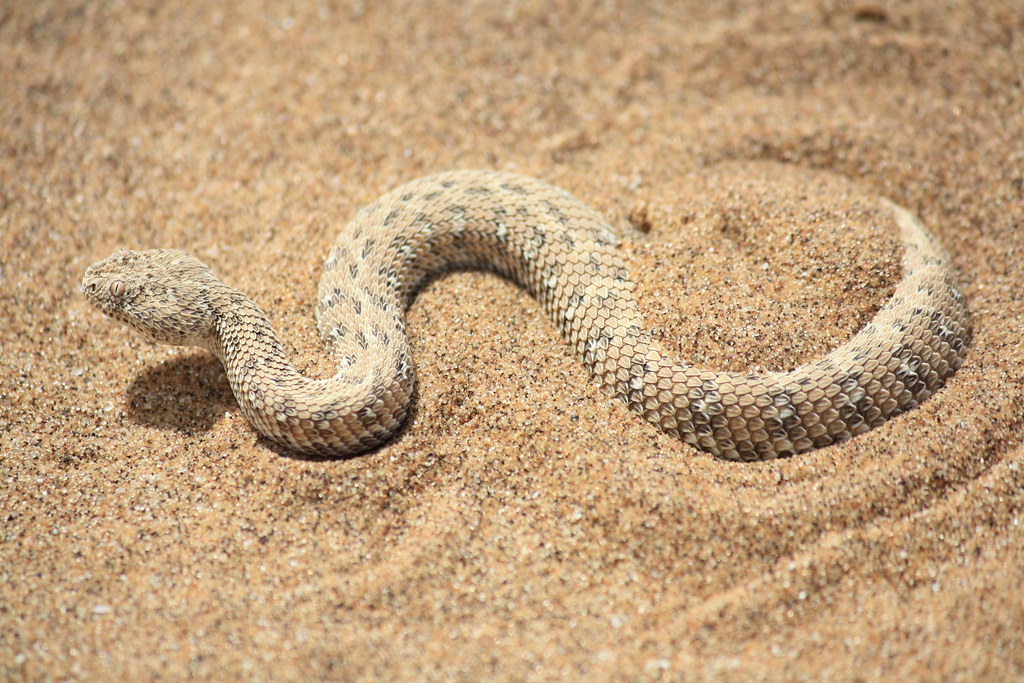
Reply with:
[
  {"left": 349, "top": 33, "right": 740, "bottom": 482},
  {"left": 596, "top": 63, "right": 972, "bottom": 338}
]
[{"left": 82, "top": 170, "right": 969, "bottom": 459}]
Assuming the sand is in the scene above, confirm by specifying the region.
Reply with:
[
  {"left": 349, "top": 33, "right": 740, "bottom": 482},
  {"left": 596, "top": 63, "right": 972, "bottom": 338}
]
[{"left": 2, "top": 0, "right": 1023, "bottom": 679}]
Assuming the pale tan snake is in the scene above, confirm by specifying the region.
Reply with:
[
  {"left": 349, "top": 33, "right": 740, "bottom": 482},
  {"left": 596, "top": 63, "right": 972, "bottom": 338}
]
[{"left": 82, "top": 170, "right": 970, "bottom": 460}]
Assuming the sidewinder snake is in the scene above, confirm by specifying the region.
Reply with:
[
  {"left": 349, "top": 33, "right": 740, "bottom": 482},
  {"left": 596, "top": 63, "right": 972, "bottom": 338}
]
[{"left": 82, "top": 170, "right": 970, "bottom": 460}]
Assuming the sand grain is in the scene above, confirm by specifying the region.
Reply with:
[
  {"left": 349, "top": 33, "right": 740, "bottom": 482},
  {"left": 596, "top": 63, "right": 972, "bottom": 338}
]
[{"left": 2, "top": 1, "right": 1022, "bottom": 679}]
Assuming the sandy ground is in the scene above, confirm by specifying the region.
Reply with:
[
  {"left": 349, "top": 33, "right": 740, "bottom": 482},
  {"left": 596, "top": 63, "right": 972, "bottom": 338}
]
[{"left": 2, "top": 1, "right": 1023, "bottom": 679}]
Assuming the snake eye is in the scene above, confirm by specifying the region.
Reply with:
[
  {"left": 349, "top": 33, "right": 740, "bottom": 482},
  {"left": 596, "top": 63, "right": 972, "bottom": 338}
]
[{"left": 109, "top": 280, "right": 126, "bottom": 297}]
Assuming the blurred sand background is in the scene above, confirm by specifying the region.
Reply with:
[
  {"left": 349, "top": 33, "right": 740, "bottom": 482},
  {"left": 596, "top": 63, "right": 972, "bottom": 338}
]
[{"left": 2, "top": 0, "right": 1023, "bottom": 678}]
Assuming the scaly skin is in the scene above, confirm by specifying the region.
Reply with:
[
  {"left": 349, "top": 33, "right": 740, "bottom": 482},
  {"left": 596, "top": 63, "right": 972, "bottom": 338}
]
[{"left": 82, "top": 170, "right": 970, "bottom": 459}]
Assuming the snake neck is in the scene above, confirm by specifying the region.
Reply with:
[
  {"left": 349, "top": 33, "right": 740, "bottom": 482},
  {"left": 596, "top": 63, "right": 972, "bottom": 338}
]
[
  {"left": 210, "top": 293, "right": 293, "bottom": 383},
  {"left": 210, "top": 291, "right": 413, "bottom": 455}
]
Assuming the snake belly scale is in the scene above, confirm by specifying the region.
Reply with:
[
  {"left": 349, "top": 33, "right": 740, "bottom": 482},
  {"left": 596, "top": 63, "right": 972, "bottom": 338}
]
[{"left": 82, "top": 170, "right": 970, "bottom": 460}]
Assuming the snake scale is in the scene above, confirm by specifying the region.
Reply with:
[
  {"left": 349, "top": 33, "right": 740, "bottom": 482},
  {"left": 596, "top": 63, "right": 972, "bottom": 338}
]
[{"left": 82, "top": 170, "right": 970, "bottom": 460}]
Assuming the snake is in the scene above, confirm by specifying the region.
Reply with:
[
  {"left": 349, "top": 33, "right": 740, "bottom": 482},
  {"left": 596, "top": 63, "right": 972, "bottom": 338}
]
[{"left": 82, "top": 170, "right": 970, "bottom": 460}]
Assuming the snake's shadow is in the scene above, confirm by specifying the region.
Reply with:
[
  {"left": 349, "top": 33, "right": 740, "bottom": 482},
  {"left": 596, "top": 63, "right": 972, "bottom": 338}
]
[{"left": 126, "top": 353, "right": 233, "bottom": 437}]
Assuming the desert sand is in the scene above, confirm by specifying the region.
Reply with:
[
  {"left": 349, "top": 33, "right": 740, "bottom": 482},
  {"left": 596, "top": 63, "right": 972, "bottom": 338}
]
[{"left": 2, "top": 1, "right": 1022, "bottom": 679}]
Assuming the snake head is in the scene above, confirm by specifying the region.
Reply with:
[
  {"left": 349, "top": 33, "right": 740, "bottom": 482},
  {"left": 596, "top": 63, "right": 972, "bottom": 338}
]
[{"left": 82, "top": 248, "right": 225, "bottom": 349}]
